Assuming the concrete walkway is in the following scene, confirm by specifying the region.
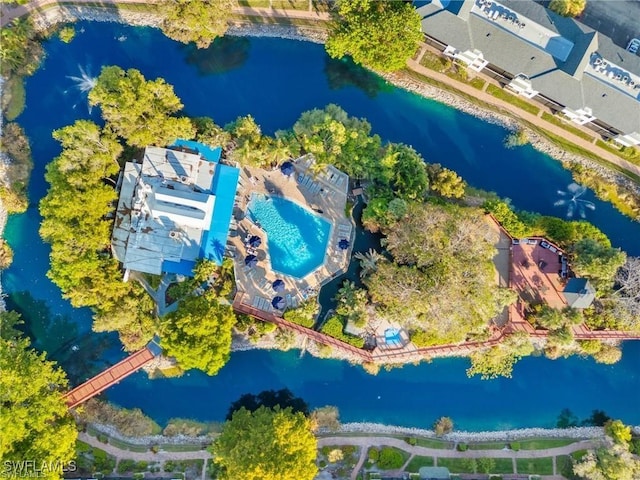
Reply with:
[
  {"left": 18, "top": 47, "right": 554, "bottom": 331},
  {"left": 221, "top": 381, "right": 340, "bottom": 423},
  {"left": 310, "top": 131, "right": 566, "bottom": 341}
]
[
  {"left": 78, "top": 432, "right": 212, "bottom": 461},
  {"left": 78, "top": 432, "right": 210, "bottom": 478},
  {"left": 318, "top": 435, "right": 599, "bottom": 459},
  {"left": 319, "top": 435, "right": 601, "bottom": 478}
]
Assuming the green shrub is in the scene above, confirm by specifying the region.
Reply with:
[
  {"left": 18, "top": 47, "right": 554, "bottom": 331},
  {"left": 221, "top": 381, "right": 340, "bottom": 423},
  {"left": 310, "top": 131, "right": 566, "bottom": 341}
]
[
  {"left": 319, "top": 459, "right": 327, "bottom": 468},
  {"left": 456, "top": 442, "right": 468, "bottom": 451},
  {"left": 377, "top": 447, "right": 404, "bottom": 469},
  {"left": 405, "top": 436, "right": 417, "bottom": 446},
  {"left": 117, "top": 460, "right": 136, "bottom": 474},
  {"left": 320, "top": 316, "right": 365, "bottom": 348},
  {"left": 164, "top": 461, "right": 176, "bottom": 473},
  {"left": 510, "top": 441, "right": 520, "bottom": 451},
  {"left": 97, "top": 434, "right": 109, "bottom": 444},
  {"left": 368, "top": 447, "right": 379, "bottom": 461}
]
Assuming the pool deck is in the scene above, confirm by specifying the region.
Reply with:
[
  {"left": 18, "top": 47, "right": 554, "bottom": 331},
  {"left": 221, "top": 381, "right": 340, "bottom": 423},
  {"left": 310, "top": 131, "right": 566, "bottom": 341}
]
[{"left": 230, "top": 155, "right": 353, "bottom": 313}]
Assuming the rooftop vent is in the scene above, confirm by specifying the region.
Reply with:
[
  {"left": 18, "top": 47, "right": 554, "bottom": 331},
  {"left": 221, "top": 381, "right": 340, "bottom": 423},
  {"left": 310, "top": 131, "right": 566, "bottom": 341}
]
[{"left": 169, "top": 230, "right": 180, "bottom": 239}]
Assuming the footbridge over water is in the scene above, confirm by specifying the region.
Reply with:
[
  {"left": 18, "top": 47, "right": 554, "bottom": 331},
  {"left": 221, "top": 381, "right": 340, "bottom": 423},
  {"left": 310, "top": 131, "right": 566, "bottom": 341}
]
[{"left": 63, "top": 338, "right": 162, "bottom": 409}]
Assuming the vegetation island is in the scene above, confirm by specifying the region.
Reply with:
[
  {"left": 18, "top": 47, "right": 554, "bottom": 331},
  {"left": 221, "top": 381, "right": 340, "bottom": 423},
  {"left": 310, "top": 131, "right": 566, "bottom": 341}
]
[{"left": 1, "top": 1, "right": 640, "bottom": 479}]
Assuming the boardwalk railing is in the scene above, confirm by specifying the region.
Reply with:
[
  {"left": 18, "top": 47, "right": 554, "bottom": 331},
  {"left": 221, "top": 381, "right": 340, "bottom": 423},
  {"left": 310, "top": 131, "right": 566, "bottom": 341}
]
[
  {"left": 234, "top": 291, "right": 640, "bottom": 364},
  {"left": 64, "top": 347, "right": 156, "bottom": 408},
  {"left": 233, "top": 292, "right": 374, "bottom": 362}
]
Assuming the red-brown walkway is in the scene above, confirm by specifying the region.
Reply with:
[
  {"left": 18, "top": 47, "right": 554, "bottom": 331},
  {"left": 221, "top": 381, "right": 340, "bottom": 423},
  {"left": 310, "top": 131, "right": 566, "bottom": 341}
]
[{"left": 64, "top": 345, "right": 157, "bottom": 408}]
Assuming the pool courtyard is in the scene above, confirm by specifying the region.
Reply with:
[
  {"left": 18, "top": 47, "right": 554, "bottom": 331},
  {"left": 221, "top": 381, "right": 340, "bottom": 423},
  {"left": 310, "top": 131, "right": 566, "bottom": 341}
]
[{"left": 229, "top": 155, "right": 353, "bottom": 313}]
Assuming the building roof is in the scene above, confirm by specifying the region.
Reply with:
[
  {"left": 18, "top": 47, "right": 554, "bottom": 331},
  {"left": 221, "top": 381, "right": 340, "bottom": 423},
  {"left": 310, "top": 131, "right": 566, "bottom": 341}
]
[
  {"left": 419, "top": 0, "right": 640, "bottom": 135},
  {"left": 112, "top": 142, "right": 239, "bottom": 277},
  {"left": 563, "top": 278, "right": 596, "bottom": 309},
  {"left": 419, "top": 466, "right": 451, "bottom": 480}
]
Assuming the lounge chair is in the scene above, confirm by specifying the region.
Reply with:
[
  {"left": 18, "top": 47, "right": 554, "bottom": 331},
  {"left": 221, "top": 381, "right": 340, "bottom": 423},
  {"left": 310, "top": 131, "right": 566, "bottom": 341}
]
[
  {"left": 252, "top": 296, "right": 260, "bottom": 307},
  {"left": 286, "top": 293, "right": 293, "bottom": 307}
]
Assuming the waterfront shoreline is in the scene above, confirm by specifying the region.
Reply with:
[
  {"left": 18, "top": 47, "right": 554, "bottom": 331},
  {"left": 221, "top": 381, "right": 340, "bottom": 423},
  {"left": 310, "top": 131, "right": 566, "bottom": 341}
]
[
  {"left": 21, "top": 4, "right": 640, "bottom": 205},
  {"left": 82, "top": 420, "right": 640, "bottom": 446}
]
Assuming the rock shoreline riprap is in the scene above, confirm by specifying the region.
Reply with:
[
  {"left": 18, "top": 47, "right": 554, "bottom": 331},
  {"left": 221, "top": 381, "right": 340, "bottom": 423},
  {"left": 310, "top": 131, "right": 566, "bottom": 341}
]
[{"left": 85, "top": 420, "right": 640, "bottom": 446}]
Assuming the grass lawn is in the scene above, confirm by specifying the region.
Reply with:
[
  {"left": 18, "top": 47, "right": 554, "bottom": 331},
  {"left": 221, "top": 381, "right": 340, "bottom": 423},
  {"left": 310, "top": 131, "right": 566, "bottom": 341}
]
[
  {"left": 161, "top": 443, "right": 207, "bottom": 452},
  {"left": 107, "top": 437, "right": 148, "bottom": 453},
  {"left": 486, "top": 84, "right": 540, "bottom": 115},
  {"left": 272, "top": 0, "right": 310, "bottom": 9},
  {"left": 405, "top": 456, "right": 434, "bottom": 472},
  {"left": 571, "top": 450, "right": 588, "bottom": 461},
  {"left": 518, "top": 438, "right": 577, "bottom": 450},
  {"left": 516, "top": 457, "right": 554, "bottom": 475},
  {"left": 468, "top": 442, "right": 507, "bottom": 450},
  {"left": 2, "top": 75, "right": 26, "bottom": 121},
  {"left": 596, "top": 139, "right": 640, "bottom": 167},
  {"left": 482, "top": 458, "right": 515, "bottom": 474},
  {"left": 469, "top": 77, "right": 486, "bottom": 90},
  {"left": 437, "top": 457, "right": 476, "bottom": 473},
  {"left": 238, "top": 0, "right": 271, "bottom": 6},
  {"left": 541, "top": 112, "right": 595, "bottom": 142},
  {"left": 414, "top": 438, "right": 454, "bottom": 449}
]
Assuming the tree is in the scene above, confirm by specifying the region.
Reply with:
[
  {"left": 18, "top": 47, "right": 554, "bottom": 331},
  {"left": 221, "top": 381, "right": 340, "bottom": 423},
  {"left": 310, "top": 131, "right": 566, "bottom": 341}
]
[
  {"left": 0, "top": 311, "right": 77, "bottom": 478},
  {"left": 310, "top": 406, "right": 341, "bottom": 432},
  {"left": 160, "top": 0, "right": 233, "bottom": 48},
  {"left": 334, "top": 280, "right": 369, "bottom": 328},
  {"left": 226, "top": 389, "right": 309, "bottom": 420},
  {"left": 549, "top": 0, "right": 586, "bottom": 18},
  {"left": 58, "top": 26, "right": 75, "bottom": 43},
  {"left": 477, "top": 457, "right": 496, "bottom": 474},
  {"left": 326, "top": 0, "right": 423, "bottom": 72},
  {"left": 533, "top": 305, "right": 582, "bottom": 330},
  {"left": 573, "top": 444, "right": 640, "bottom": 480},
  {"left": 88, "top": 66, "right": 195, "bottom": 147},
  {"left": 467, "top": 332, "right": 534, "bottom": 379},
  {"left": 604, "top": 420, "right": 632, "bottom": 446},
  {"left": 292, "top": 104, "right": 381, "bottom": 178},
  {"left": 571, "top": 238, "right": 626, "bottom": 286},
  {"left": 211, "top": 406, "right": 318, "bottom": 480},
  {"left": 354, "top": 249, "right": 382, "bottom": 279},
  {"left": 606, "top": 257, "right": 640, "bottom": 331},
  {"left": 161, "top": 294, "right": 236, "bottom": 375},
  {"left": 592, "top": 344, "right": 622, "bottom": 365},
  {"left": 0, "top": 18, "right": 43, "bottom": 76},
  {"left": 382, "top": 144, "right": 429, "bottom": 201},
  {"left": 433, "top": 416, "right": 453, "bottom": 436},
  {"left": 427, "top": 163, "right": 466, "bottom": 198}
]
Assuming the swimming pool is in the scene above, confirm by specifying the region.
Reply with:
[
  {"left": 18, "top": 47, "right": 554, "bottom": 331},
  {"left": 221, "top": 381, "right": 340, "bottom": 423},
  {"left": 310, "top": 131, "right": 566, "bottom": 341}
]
[{"left": 247, "top": 194, "right": 331, "bottom": 278}]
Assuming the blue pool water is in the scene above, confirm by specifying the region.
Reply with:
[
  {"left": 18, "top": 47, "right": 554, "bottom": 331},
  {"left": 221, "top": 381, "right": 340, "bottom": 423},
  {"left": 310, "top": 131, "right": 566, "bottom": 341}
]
[
  {"left": 248, "top": 194, "right": 331, "bottom": 278},
  {"left": 5, "top": 23, "right": 640, "bottom": 429}
]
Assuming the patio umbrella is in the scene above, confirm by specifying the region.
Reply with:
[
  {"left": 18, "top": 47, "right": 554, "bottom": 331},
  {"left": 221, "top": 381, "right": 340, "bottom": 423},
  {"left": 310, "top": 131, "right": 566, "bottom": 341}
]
[
  {"left": 272, "top": 279, "right": 285, "bottom": 292},
  {"left": 248, "top": 235, "right": 262, "bottom": 248},
  {"left": 338, "top": 239, "right": 350, "bottom": 250},
  {"left": 244, "top": 254, "right": 258, "bottom": 267},
  {"left": 280, "top": 161, "right": 294, "bottom": 176},
  {"left": 271, "top": 296, "right": 286, "bottom": 310}
]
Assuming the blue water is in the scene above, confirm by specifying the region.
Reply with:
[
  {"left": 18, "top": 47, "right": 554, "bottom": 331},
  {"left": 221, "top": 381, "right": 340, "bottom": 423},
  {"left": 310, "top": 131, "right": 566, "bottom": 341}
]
[
  {"left": 6, "top": 22, "right": 640, "bottom": 429},
  {"left": 247, "top": 194, "right": 331, "bottom": 278}
]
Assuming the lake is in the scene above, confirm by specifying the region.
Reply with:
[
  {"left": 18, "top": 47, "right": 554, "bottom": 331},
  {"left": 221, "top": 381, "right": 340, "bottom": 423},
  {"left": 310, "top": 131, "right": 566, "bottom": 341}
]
[{"left": 5, "top": 21, "right": 639, "bottom": 430}]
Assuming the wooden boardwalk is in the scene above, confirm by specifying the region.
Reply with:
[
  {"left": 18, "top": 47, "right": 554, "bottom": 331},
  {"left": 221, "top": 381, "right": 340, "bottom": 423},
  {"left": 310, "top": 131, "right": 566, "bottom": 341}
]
[
  {"left": 233, "top": 291, "right": 640, "bottom": 364},
  {"left": 64, "top": 346, "right": 157, "bottom": 408}
]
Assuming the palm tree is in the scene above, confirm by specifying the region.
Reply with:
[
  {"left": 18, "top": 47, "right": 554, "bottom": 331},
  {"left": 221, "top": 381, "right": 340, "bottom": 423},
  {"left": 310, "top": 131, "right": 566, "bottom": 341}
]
[{"left": 354, "top": 249, "right": 382, "bottom": 279}]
